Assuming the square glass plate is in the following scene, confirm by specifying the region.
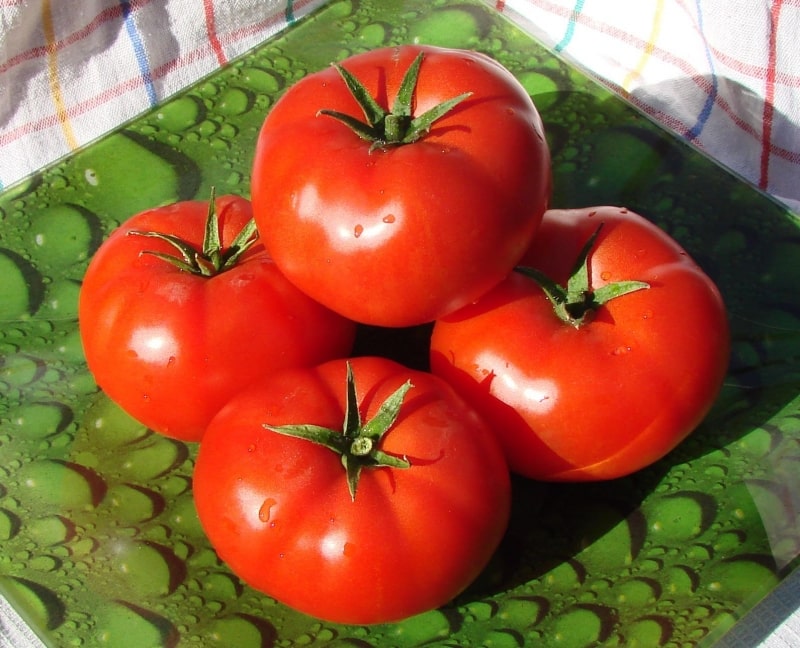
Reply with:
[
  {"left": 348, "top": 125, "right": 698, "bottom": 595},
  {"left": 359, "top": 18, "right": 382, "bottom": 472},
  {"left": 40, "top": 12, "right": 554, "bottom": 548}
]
[{"left": 2, "top": 0, "right": 800, "bottom": 646}]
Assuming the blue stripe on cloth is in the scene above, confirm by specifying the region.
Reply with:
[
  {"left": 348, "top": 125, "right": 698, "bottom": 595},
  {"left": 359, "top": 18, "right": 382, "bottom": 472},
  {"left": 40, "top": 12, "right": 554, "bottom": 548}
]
[
  {"left": 119, "top": 0, "right": 157, "bottom": 106},
  {"left": 554, "top": 0, "right": 586, "bottom": 52},
  {"left": 686, "top": 0, "right": 718, "bottom": 140},
  {"left": 285, "top": 0, "right": 295, "bottom": 24}
]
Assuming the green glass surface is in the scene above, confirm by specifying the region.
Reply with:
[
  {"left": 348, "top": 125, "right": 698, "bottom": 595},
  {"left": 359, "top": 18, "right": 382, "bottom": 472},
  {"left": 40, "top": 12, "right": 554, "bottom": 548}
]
[{"left": 2, "top": 0, "right": 800, "bottom": 646}]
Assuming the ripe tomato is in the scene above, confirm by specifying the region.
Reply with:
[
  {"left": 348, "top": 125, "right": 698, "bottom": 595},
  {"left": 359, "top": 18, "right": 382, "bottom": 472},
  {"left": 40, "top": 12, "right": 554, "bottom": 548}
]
[
  {"left": 78, "top": 194, "right": 356, "bottom": 442},
  {"left": 193, "top": 356, "right": 511, "bottom": 624},
  {"left": 430, "top": 206, "right": 730, "bottom": 481},
  {"left": 251, "top": 44, "right": 551, "bottom": 327}
]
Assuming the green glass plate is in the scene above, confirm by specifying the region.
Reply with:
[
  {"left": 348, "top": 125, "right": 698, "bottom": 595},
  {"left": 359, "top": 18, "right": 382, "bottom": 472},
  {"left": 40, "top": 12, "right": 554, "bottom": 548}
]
[{"left": 2, "top": 0, "right": 800, "bottom": 646}]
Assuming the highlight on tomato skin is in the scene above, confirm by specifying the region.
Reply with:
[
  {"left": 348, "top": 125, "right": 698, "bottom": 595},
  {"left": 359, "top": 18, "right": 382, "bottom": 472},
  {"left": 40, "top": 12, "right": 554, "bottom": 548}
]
[
  {"left": 65, "top": 30, "right": 753, "bottom": 638},
  {"left": 192, "top": 356, "right": 512, "bottom": 625},
  {"left": 430, "top": 205, "right": 731, "bottom": 482},
  {"left": 78, "top": 193, "right": 357, "bottom": 442},
  {"left": 250, "top": 44, "right": 552, "bottom": 328}
]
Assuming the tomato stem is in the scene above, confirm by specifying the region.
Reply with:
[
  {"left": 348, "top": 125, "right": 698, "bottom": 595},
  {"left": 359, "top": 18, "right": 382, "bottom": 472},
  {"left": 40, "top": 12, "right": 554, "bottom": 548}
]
[
  {"left": 517, "top": 223, "right": 650, "bottom": 327},
  {"left": 264, "top": 362, "right": 412, "bottom": 501},
  {"left": 318, "top": 51, "right": 472, "bottom": 151},
  {"left": 128, "top": 187, "right": 259, "bottom": 277}
]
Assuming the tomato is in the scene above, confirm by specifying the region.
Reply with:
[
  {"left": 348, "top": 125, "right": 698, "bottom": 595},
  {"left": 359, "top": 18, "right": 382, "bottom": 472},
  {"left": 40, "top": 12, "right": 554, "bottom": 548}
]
[
  {"left": 251, "top": 44, "right": 551, "bottom": 327},
  {"left": 78, "top": 194, "right": 356, "bottom": 442},
  {"left": 430, "top": 206, "right": 730, "bottom": 481},
  {"left": 192, "top": 356, "right": 511, "bottom": 624}
]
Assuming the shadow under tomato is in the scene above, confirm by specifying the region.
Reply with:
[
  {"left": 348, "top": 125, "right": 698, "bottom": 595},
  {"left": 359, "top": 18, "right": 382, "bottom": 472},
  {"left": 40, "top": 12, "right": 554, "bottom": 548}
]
[
  {"left": 352, "top": 322, "right": 434, "bottom": 371},
  {"left": 456, "top": 467, "right": 667, "bottom": 601},
  {"left": 345, "top": 83, "right": 800, "bottom": 618},
  {"left": 538, "top": 84, "right": 800, "bottom": 467}
]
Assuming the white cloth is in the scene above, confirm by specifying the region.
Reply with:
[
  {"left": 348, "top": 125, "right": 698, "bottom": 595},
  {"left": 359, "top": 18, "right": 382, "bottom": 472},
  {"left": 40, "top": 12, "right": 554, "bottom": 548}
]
[{"left": 502, "top": 0, "right": 800, "bottom": 214}]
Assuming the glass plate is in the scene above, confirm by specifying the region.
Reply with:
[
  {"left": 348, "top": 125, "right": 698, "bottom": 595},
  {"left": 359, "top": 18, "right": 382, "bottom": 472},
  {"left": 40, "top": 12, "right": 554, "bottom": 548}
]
[{"left": 2, "top": 0, "right": 800, "bottom": 646}]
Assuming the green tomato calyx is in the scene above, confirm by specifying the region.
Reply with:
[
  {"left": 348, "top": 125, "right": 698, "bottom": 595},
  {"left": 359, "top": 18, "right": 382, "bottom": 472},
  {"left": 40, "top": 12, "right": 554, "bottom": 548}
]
[
  {"left": 318, "top": 51, "right": 472, "bottom": 151},
  {"left": 263, "top": 362, "right": 412, "bottom": 501},
  {"left": 128, "top": 188, "right": 259, "bottom": 277},
  {"left": 517, "top": 223, "right": 650, "bottom": 327}
]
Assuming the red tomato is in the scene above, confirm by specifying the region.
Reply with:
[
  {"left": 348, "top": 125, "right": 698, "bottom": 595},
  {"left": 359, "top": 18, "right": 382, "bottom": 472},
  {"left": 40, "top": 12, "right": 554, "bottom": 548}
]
[
  {"left": 251, "top": 44, "right": 551, "bottom": 327},
  {"left": 430, "top": 206, "right": 730, "bottom": 481},
  {"left": 78, "top": 194, "right": 356, "bottom": 442},
  {"left": 192, "top": 356, "right": 511, "bottom": 624}
]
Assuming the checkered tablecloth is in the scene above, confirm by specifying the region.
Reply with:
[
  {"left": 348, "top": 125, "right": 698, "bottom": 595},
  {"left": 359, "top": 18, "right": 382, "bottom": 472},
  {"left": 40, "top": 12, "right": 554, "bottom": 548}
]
[
  {"left": 0, "top": 0, "right": 329, "bottom": 194},
  {"left": 1, "top": 0, "right": 798, "bottom": 213},
  {"left": 503, "top": 0, "right": 800, "bottom": 215},
  {"left": 1, "top": 2, "right": 799, "bottom": 647}
]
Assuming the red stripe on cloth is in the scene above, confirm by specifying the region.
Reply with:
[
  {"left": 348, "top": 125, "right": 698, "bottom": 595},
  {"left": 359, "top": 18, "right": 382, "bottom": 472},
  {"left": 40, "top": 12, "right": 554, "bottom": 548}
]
[
  {"left": 1, "top": 0, "right": 322, "bottom": 148},
  {"left": 675, "top": 0, "right": 800, "bottom": 85},
  {"left": 0, "top": 73, "right": 155, "bottom": 146},
  {"left": 529, "top": 0, "right": 800, "bottom": 170},
  {"left": 629, "top": 93, "right": 800, "bottom": 166},
  {"left": 203, "top": 0, "right": 227, "bottom": 66},
  {"left": 0, "top": 0, "right": 153, "bottom": 74},
  {"left": 706, "top": 46, "right": 800, "bottom": 86},
  {"left": 760, "top": 0, "right": 784, "bottom": 189},
  {"left": 530, "top": 1, "right": 715, "bottom": 90},
  {"left": 603, "top": 72, "right": 800, "bottom": 167}
]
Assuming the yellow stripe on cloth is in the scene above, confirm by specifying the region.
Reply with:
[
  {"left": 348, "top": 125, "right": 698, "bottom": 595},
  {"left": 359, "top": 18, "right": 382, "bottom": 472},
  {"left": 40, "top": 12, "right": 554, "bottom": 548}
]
[
  {"left": 622, "top": 0, "right": 665, "bottom": 93},
  {"left": 42, "top": 0, "right": 78, "bottom": 150}
]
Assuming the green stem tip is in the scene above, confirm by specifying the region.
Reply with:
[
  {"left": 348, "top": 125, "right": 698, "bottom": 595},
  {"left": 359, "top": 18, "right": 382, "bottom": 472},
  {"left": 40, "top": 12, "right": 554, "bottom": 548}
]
[
  {"left": 516, "top": 223, "right": 650, "bottom": 327},
  {"left": 128, "top": 187, "right": 259, "bottom": 277},
  {"left": 264, "top": 362, "right": 412, "bottom": 501},
  {"left": 318, "top": 51, "right": 472, "bottom": 151}
]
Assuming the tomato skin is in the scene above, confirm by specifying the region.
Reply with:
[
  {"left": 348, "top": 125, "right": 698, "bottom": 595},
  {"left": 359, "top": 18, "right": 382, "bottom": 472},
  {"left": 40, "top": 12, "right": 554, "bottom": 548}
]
[
  {"left": 251, "top": 44, "right": 551, "bottom": 327},
  {"left": 193, "top": 356, "right": 511, "bottom": 625},
  {"left": 78, "top": 195, "right": 356, "bottom": 442},
  {"left": 430, "top": 206, "right": 730, "bottom": 481}
]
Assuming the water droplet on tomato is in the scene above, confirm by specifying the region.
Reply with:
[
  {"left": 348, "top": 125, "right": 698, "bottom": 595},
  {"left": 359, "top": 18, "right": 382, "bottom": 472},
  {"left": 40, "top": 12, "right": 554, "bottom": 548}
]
[
  {"left": 601, "top": 271, "right": 612, "bottom": 281},
  {"left": 612, "top": 346, "right": 631, "bottom": 356},
  {"left": 382, "top": 214, "right": 395, "bottom": 224},
  {"left": 258, "top": 497, "right": 277, "bottom": 523},
  {"left": 354, "top": 224, "right": 364, "bottom": 238},
  {"left": 642, "top": 309, "right": 654, "bottom": 319}
]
